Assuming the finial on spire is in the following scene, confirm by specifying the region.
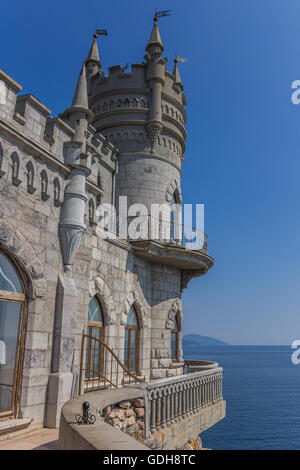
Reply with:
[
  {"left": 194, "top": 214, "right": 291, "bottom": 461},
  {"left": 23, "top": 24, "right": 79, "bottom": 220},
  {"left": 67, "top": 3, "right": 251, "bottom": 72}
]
[
  {"left": 173, "top": 55, "right": 187, "bottom": 88},
  {"left": 145, "top": 10, "right": 170, "bottom": 55},
  {"left": 86, "top": 33, "right": 102, "bottom": 72}
]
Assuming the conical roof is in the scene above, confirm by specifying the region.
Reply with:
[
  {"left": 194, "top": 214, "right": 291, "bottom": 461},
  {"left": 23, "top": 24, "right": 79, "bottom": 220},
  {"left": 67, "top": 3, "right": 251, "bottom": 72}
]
[
  {"left": 71, "top": 64, "right": 89, "bottom": 110},
  {"left": 86, "top": 34, "right": 101, "bottom": 68},
  {"left": 145, "top": 16, "right": 164, "bottom": 53},
  {"left": 173, "top": 58, "right": 182, "bottom": 84}
]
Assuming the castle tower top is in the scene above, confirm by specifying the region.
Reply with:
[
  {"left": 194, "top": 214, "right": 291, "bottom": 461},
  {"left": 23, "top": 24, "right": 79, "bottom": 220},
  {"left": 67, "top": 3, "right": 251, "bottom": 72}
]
[
  {"left": 145, "top": 14, "right": 164, "bottom": 55},
  {"left": 86, "top": 34, "right": 101, "bottom": 77}
]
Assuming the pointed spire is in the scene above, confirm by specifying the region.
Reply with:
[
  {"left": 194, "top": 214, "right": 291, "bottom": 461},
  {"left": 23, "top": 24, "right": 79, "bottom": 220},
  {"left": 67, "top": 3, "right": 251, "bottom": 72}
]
[
  {"left": 145, "top": 14, "right": 164, "bottom": 54},
  {"left": 71, "top": 64, "right": 89, "bottom": 110},
  {"left": 86, "top": 34, "right": 101, "bottom": 69},
  {"left": 173, "top": 57, "right": 182, "bottom": 84}
]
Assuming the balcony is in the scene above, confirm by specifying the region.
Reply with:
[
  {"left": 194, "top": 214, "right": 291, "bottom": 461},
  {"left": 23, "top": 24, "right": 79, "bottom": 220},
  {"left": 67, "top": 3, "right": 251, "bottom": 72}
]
[
  {"left": 96, "top": 212, "right": 214, "bottom": 285},
  {"left": 60, "top": 338, "right": 225, "bottom": 450}
]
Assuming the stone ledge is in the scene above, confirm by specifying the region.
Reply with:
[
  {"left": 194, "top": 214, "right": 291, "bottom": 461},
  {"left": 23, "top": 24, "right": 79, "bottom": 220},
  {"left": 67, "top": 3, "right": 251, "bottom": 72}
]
[
  {"left": 0, "top": 69, "right": 22, "bottom": 93},
  {"left": 0, "top": 418, "right": 35, "bottom": 441},
  {"left": 59, "top": 387, "right": 149, "bottom": 450}
]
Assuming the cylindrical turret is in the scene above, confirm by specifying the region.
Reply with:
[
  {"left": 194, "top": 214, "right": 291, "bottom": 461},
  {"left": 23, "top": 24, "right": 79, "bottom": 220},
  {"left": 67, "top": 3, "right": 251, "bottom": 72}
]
[{"left": 87, "top": 17, "right": 187, "bottom": 217}]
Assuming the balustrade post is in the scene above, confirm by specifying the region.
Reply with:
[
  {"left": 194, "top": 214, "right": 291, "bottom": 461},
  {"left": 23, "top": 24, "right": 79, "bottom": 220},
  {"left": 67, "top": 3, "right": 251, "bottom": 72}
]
[
  {"left": 156, "top": 396, "right": 161, "bottom": 430},
  {"left": 150, "top": 396, "right": 157, "bottom": 434},
  {"left": 182, "top": 387, "right": 187, "bottom": 419},
  {"left": 170, "top": 392, "right": 175, "bottom": 425},
  {"left": 166, "top": 392, "right": 171, "bottom": 427},
  {"left": 178, "top": 389, "right": 182, "bottom": 421},
  {"left": 161, "top": 394, "right": 167, "bottom": 429},
  {"left": 145, "top": 368, "right": 223, "bottom": 432},
  {"left": 186, "top": 385, "right": 190, "bottom": 417}
]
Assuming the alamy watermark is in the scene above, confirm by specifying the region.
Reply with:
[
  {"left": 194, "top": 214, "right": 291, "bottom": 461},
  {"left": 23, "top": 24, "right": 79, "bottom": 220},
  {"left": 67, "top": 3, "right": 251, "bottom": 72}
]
[
  {"left": 291, "top": 340, "right": 300, "bottom": 365},
  {"left": 94, "top": 197, "right": 206, "bottom": 250}
]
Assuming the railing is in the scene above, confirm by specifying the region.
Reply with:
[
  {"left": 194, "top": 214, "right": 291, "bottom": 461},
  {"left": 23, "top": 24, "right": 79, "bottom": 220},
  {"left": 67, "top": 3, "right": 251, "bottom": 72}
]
[
  {"left": 79, "top": 333, "right": 145, "bottom": 394},
  {"left": 96, "top": 210, "right": 208, "bottom": 254},
  {"left": 145, "top": 367, "right": 223, "bottom": 437},
  {"left": 184, "top": 359, "right": 219, "bottom": 373}
]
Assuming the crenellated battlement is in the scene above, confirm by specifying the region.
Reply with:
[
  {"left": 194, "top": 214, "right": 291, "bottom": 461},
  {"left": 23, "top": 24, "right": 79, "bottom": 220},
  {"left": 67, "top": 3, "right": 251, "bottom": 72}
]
[{"left": 0, "top": 68, "right": 118, "bottom": 214}]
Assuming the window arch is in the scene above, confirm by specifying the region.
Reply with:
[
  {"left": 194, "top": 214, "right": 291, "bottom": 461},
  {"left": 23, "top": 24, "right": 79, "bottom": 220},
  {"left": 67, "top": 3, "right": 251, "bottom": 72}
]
[
  {"left": 86, "top": 296, "right": 105, "bottom": 381},
  {"left": 11, "top": 152, "right": 20, "bottom": 186},
  {"left": 0, "top": 249, "right": 26, "bottom": 418},
  {"left": 53, "top": 177, "right": 61, "bottom": 206},
  {"left": 40, "top": 170, "right": 49, "bottom": 201},
  {"left": 171, "top": 314, "right": 180, "bottom": 362},
  {"left": 124, "top": 305, "right": 139, "bottom": 373},
  {"left": 170, "top": 190, "right": 181, "bottom": 243},
  {"left": 26, "top": 161, "right": 36, "bottom": 194},
  {"left": 88, "top": 199, "right": 95, "bottom": 226}
]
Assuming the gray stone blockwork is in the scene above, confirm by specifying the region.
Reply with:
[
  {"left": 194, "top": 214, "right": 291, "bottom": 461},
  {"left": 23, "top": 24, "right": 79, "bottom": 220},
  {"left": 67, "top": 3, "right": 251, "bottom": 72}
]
[{"left": 0, "top": 19, "right": 213, "bottom": 429}]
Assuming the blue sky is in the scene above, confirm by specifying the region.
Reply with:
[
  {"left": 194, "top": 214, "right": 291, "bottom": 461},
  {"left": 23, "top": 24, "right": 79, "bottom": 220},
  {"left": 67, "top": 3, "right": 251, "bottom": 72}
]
[{"left": 1, "top": 0, "right": 300, "bottom": 344}]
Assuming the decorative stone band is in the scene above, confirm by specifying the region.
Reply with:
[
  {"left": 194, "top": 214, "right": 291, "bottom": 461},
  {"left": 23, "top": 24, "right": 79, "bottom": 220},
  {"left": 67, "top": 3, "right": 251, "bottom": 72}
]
[{"left": 144, "top": 367, "right": 223, "bottom": 437}]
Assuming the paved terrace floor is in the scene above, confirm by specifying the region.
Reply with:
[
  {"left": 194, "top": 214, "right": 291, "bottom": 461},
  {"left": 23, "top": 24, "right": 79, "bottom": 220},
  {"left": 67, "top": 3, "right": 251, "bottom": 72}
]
[{"left": 0, "top": 429, "right": 58, "bottom": 450}]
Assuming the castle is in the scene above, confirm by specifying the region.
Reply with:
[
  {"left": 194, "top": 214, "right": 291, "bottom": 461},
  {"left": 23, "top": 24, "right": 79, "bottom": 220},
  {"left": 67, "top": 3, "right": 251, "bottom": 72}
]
[{"left": 0, "top": 15, "right": 225, "bottom": 448}]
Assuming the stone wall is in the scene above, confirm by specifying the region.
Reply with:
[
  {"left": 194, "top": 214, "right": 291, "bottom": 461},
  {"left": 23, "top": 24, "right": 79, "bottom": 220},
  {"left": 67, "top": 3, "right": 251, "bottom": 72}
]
[{"left": 0, "top": 66, "right": 186, "bottom": 427}]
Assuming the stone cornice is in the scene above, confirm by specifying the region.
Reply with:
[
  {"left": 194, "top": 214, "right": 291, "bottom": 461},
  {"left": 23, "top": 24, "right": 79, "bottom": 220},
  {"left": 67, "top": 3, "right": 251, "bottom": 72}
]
[
  {"left": 0, "top": 117, "right": 102, "bottom": 192},
  {"left": 91, "top": 108, "right": 149, "bottom": 122},
  {"left": 0, "top": 117, "right": 69, "bottom": 174},
  {"left": 162, "top": 114, "right": 187, "bottom": 141},
  {"left": 161, "top": 93, "right": 187, "bottom": 121},
  {"left": 89, "top": 88, "right": 150, "bottom": 105},
  {"left": 0, "top": 69, "right": 22, "bottom": 93},
  {"left": 17, "top": 94, "right": 51, "bottom": 116}
]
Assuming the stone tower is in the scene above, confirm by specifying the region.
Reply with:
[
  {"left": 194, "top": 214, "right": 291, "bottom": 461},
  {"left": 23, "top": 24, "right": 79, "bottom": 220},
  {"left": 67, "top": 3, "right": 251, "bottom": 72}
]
[{"left": 87, "top": 15, "right": 186, "bottom": 214}]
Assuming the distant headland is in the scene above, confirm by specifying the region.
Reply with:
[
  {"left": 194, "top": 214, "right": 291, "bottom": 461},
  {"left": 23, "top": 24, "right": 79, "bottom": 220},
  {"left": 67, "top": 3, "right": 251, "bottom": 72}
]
[{"left": 183, "top": 334, "right": 229, "bottom": 347}]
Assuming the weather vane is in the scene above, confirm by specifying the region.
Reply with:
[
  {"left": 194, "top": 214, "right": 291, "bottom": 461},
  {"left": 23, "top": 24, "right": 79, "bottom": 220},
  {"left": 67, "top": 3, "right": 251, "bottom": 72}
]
[
  {"left": 95, "top": 29, "right": 108, "bottom": 37},
  {"left": 154, "top": 9, "right": 171, "bottom": 19},
  {"left": 175, "top": 55, "right": 188, "bottom": 64}
]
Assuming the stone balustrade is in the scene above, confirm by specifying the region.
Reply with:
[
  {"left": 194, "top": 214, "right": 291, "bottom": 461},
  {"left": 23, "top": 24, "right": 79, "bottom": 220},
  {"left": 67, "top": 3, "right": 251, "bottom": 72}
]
[
  {"left": 184, "top": 359, "right": 219, "bottom": 373},
  {"left": 145, "top": 367, "right": 223, "bottom": 437}
]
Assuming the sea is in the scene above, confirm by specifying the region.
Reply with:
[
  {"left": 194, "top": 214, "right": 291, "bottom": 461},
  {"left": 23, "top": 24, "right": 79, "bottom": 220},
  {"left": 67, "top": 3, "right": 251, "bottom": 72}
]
[{"left": 183, "top": 345, "right": 300, "bottom": 450}]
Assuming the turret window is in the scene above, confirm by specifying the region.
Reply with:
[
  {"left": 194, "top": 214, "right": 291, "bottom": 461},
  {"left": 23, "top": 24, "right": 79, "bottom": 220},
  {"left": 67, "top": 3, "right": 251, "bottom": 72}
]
[
  {"left": 88, "top": 199, "right": 95, "bottom": 226},
  {"left": 40, "top": 170, "right": 49, "bottom": 201},
  {"left": 25, "top": 161, "right": 36, "bottom": 194},
  {"left": 171, "top": 315, "right": 179, "bottom": 362},
  {"left": 11, "top": 152, "right": 21, "bottom": 187},
  {"left": 53, "top": 178, "right": 61, "bottom": 206}
]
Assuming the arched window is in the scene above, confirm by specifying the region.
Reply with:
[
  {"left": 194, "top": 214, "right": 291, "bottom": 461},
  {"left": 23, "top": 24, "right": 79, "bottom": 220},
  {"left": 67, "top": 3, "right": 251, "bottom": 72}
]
[
  {"left": 88, "top": 199, "right": 95, "bottom": 226},
  {"left": 53, "top": 178, "right": 61, "bottom": 206},
  {"left": 171, "top": 315, "right": 179, "bottom": 362},
  {"left": 0, "top": 250, "right": 26, "bottom": 417},
  {"left": 26, "top": 161, "right": 36, "bottom": 194},
  {"left": 11, "top": 152, "right": 20, "bottom": 186},
  {"left": 86, "top": 297, "right": 104, "bottom": 381},
  {"left": 124, "top": 305, "right": 139, "bottom": 373},
  {"left": 40, "top": 170, "right": 49, "bottom": 201},
  {"left": 171, "top": 191, "right": 181, "bottom": 243}
]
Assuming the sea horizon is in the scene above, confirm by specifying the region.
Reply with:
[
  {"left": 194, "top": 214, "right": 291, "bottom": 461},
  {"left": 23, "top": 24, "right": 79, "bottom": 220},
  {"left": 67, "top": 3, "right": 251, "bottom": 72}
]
[{"left": 183, "top": 344, "right": 300, "bottom": 450}]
